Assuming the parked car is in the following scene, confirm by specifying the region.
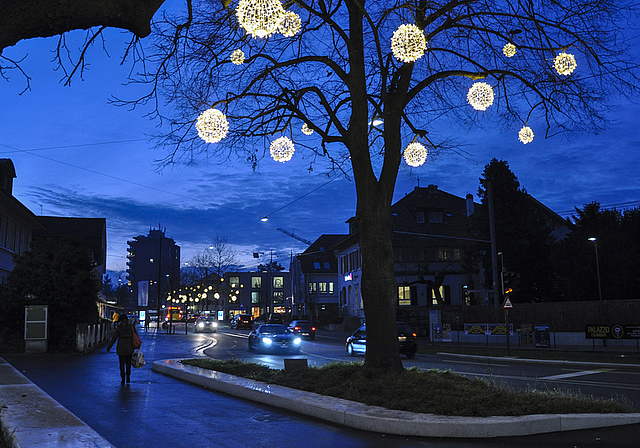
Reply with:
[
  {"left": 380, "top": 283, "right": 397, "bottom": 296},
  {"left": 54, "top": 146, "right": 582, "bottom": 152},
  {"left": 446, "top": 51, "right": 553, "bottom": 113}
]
[
  {"left": 345, "top": 322, "right": 417, "bottom": 358},
  {"left": 194, "top": 316, "right": 218, "bottom": 333},
  {"left": 230, "top": 314, "right": 253, "bottom": 329},
  {"left": 288, "top": 320, "right": 316, "bottom": 339},
  {"left": 248, "top": 324, "right": 302, "bottom": 353}
]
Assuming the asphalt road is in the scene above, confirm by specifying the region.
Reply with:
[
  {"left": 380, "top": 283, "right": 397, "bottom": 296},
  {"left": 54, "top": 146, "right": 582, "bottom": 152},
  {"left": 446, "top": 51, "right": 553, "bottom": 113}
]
[{"left": 3, "top": 323, "right": 640, "bottom": 448}]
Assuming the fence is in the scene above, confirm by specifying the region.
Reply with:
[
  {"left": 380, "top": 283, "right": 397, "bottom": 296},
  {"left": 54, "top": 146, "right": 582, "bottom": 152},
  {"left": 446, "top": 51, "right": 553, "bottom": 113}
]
[{"left": 76, "top": 322, "right": 111, "bottom": 353}]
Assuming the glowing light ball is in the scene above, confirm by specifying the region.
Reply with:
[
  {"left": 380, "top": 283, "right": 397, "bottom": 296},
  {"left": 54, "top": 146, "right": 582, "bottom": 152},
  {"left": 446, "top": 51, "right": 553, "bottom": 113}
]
[
  {"left": 554, "top": 52, "right": 577, "bottom": 75},
  {"left": 270, "top": 136, "right": 295, "bottom": 162},
  {"left": 391, "top": 24, "right": 426, "bottom": 63},
  {"left": 231, "top": 49, "right": 245, "bottom": 65},
  {"left": 518, "top": 126, "right": 534, "bottom": 144},
  {"left": 301, "top": 123, "right": 313, "bottom": 135},
  {"left": 503, "top": 43, "right": 517, "bottom": 57},
  {"left": 403, "top": 142, "right": 428, "bottom": 167},
  {"left": 279, "top": 11, "right": 301, "bottom": 37},
  {"left": 467, "top": 82, "right": 494, "bottom": 111},
  {"left": 196, "top": 109, "right": 229, "bottom": 143},
  {"left": 236, "top": 0, "right": 285, "bottom": 38}
]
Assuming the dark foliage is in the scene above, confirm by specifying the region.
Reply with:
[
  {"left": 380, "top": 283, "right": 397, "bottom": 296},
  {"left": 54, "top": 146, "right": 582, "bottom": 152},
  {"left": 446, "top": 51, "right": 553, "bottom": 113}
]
[{"left": 0, "top": 237, "right": 100, "bottom": 352}]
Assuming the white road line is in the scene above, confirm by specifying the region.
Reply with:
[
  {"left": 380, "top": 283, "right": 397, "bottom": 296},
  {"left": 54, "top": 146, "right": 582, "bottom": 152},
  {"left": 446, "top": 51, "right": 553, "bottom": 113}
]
[{"left": 540, "top": 368, "right": 612, "bottom": 380}]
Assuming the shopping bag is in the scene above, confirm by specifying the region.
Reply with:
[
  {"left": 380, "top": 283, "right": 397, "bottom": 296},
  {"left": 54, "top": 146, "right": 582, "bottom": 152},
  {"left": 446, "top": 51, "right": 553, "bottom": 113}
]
[
  {"left": 132, "top": 350, "right": 145, "bottom": 369},
  {"left": 132, "top": 325, "right": 142, "bottom": 349}
]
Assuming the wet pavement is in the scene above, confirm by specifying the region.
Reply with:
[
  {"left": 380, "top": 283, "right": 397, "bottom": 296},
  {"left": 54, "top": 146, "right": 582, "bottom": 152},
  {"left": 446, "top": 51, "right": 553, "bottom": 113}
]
[{"left": 2, "top": 325, "right": 640, "bottom": 447}]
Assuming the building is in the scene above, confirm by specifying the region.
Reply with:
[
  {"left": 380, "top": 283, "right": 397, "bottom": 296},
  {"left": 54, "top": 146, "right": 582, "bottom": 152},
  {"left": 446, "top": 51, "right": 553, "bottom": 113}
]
[
  {"left": 126, "top": 226, "right": 181, "bottom": 314},
  {"left": 336, "top": 185, "right": 486, "bottom": 324},
  {"left": 290, "top": 235, "right": 343, "bottom": 322},
  {"left": 0, "top": 159, "right": 46, "bottom": 282},
  {"left": 222, "top": 270, "right": 292, "bottom": 320}
]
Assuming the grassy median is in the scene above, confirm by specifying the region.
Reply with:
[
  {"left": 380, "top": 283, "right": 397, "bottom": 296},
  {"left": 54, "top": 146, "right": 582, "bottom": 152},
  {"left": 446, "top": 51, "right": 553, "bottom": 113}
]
[{"left": 181, "top": 358, "right": 633, "bottom": 417}]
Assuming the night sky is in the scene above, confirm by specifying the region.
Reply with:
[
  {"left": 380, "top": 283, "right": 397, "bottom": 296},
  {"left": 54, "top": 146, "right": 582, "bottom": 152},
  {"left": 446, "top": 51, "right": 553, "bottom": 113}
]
[{"left": 1, "top": 3, "right": 638, "bottom": 277}]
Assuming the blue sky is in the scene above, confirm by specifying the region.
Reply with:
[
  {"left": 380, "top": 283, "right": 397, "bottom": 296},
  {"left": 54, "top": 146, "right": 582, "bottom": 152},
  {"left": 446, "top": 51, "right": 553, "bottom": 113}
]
[{"left": 1, "top": 5, "right": 639, "bottom": 277}]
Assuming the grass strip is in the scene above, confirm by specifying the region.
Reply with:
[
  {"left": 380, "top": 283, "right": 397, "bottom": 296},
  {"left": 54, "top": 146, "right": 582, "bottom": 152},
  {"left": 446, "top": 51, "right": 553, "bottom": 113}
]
[{"left": 181, "top": 358, "right": 632, "bottom": 417}]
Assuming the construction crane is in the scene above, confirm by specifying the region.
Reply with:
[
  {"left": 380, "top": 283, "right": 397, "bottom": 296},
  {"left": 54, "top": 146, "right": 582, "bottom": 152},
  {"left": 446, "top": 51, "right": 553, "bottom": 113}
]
[{"left": 277, "top": 228, "right": 312, "bottom": 245}]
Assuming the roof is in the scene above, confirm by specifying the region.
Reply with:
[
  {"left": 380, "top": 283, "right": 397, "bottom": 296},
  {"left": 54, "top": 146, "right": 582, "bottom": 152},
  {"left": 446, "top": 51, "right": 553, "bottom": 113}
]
[{"left": 297, "top": 234, "right": 347, "bottom": 273}]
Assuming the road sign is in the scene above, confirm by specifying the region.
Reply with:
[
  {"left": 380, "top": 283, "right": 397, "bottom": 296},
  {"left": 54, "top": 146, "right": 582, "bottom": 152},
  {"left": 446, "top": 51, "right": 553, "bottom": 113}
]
[{"left": 502, "top": 297, "right": 513, "bottom": 309}]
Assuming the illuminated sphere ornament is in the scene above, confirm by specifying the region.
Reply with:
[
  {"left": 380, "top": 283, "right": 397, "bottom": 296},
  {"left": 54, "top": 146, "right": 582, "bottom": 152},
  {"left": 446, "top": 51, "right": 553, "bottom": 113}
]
[
  {"left": 502, "top": 43, "right": 517, "bottom": 57},
  {"left": 236, "top": 0, "right": 285, "bottom": 38},
  {"left": 403, "top": 142, "right": 428, "bottom": 167},
  {"left": 278, "top": 11, "right": 301, "bottom": 37},
  {"left": 518, "top": 126, "right": 534, "bottom": 144},
  {"left": 467, "top": 82, "right": 494, "bottom": 111},
  {"left": 231, "top": 49, "right": 245, "bottom": 65},
  {"left": 196, "top": 108, "right": 228, "bottom": 143},
  {"left": 554, "top": 52, "right": 577, "bottom": 76},
  {"left": 301, "top": 123, "right": 314, "bottom": 135},
  {"left": 391, "top": 24, "right": 426, "bottom": 63},
  {"left": 270, "top": 136, "right": 295, "bottom": 162}
]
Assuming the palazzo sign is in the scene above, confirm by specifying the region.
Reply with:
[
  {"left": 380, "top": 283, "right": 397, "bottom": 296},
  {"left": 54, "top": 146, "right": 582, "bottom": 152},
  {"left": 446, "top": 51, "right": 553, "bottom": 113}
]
[{"left": 585, "top": 324, "right": 640, "bottom": 339}]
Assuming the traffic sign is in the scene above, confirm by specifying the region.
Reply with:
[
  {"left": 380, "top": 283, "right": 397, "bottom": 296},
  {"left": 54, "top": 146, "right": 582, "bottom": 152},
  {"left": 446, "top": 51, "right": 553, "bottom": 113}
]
[{"left": 502, "top": 297, "right": 513, "bottom": 309}]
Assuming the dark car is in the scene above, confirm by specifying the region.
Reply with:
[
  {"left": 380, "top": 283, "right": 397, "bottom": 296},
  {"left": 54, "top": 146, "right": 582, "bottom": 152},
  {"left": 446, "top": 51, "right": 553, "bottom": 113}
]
[
  {"left": 194, "top": 316, "right": 218, "bottom": 333},
  {"left": 287, "top": 320, "right": 316, "bottom": 340},
  {"left": 248, "top": 324, "right": 302, "bottom": 353},
  {"left": 230, "top": 314, "right": 253, "bottom": 329},
  {"left": 267, "top": 313, "right": 284, "bottom": 324},
  {"left": 346, "top": 322, "right": 417, "bottom": 359}
]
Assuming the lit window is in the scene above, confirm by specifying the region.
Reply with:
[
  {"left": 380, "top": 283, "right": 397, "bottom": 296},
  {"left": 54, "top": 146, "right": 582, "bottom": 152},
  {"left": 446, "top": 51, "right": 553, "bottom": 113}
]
[
  {"left": 273, "top": 291, "right": 284, "bottom": 304},
  {"left": 230, "top": 276, "right": 239, "bottom": 287},
  {"left": 319, "top": 282, "right": 327, "bottom": 294},
  {"left": 308, "top": 282, "right": 317, "bottom": 294},
  {"left": 398, "top": 286, "right": 411, "bottom": 306},
  {"left": 149, "top": 258, "right": 154, "bottom": 263},
  {"left": 251, "top": 292, "right": 260, "bottom": 304},
  {"left": 329, "top": 282, "right": 334, "bottom": 294},
  {"left": 251, "top": 277, "right": 262, "bottom": 288},
  {"left": 273, "top": 277, "right": 284, "bottom": 289}
]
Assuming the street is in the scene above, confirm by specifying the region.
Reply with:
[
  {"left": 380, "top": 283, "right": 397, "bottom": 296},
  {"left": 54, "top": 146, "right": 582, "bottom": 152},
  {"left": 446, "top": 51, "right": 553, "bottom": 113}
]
[{"left": 3, "top": 323, "right": 640, "bottom": 448}]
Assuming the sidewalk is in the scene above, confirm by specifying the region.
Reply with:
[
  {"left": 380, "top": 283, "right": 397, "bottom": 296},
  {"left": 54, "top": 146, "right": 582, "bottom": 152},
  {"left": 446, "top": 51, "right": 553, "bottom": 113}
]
[{"left": 0, "top": 356, "right": 113, "bottom": 447}]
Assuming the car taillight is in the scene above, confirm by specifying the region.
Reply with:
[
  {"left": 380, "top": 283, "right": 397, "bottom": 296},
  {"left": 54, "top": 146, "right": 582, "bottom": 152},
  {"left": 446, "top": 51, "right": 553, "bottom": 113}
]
[
  {"left": 412, "top": 333, "right": 417, "bottom": 337},
  {"left": 294, "top": 326, "right": 300, "bottom": 330},
  {"left": 311, "top": 327, "right": 316, "bottom": 331}
]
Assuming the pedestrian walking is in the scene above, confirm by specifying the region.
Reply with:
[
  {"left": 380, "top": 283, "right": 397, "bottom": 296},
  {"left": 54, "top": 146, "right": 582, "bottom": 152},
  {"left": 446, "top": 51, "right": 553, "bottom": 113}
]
[{"left": 106, "top": 314, "right": 138, "bottom": 385}]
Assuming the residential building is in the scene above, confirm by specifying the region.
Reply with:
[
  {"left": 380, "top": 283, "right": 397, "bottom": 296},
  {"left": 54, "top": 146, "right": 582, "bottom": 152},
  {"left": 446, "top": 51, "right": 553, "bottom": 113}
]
[
  {"left": 290, "top": 235, "right": 343, "bottom": 322},
  {"left": 126, "top": 227, "right": 181, "bottom": 314},
  {"left": 336, "top": 185, "right": 486, "bottom": 324},
  {"left": 0, "top": 159, "right": 46, "bottom": 282}
]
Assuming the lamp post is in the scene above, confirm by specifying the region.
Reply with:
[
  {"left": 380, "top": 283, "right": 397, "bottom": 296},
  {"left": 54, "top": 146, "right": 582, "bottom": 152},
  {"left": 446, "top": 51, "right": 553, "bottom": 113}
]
[{"left": 588, "top": 237, "right": 603, "bottom": 301}]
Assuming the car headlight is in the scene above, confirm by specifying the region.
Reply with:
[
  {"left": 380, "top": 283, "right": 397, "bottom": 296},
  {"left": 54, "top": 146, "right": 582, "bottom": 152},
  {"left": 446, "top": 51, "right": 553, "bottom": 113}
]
[
  {"left": 197, "top": 322, "right": 204, "bottom": 328},
  {"left": 212, "top": 322, "right": 218, "bottom": 327},
  {"left": 293, "top": 337, "right": 302, "bottom": 345},
  {"left": 262, "top": 337, "right": 272, "bottom": 345}
]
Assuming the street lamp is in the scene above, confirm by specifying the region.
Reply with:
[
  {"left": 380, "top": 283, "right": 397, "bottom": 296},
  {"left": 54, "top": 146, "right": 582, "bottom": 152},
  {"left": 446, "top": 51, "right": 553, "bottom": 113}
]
[{"left": 588, "top": 237, "right": 603, "bottom": 301}]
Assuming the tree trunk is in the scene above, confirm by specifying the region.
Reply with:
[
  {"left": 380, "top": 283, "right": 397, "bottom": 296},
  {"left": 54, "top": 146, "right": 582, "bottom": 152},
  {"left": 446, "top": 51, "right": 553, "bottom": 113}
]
[{"left": 0, "top": 0, "right": 165, "bottom": 51}]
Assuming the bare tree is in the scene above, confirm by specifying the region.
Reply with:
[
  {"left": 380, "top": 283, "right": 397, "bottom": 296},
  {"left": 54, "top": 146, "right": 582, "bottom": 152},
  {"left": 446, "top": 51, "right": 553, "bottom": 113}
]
[
  {"left": 6, "top": 0, "right": 639, "bottom": 372},
  {"left": 189, "top": 236, "right": 239, "bottom": 282}
]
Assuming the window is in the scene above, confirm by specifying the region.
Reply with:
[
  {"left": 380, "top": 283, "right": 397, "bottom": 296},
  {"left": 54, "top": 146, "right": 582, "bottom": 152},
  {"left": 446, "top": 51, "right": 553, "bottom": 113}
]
[
  {"left": 323, "top": 261, "right": 331, "bottom": 269},
  {"left": 318, "top": 282, "right": 327, "bottom": 294},
  {"left": 398, "top": 286, "right": 411, "bottom": 306},
  {"left": 149, "top": 258, "right": 154, "bottom": 263},
  {"left": 251, "top": 276, "right": 262, "bottom": 289},
  {"left": 308, "top": 282, "right": 317, "bottom": 294},
  {"left": 429, "top": 211, "right": 443, "bottom": 223},
  {"left": 430, "top": 285, "right": 451, "bottom": 305},
  {"left": 229, "top": 276, "right": 239, "bottom": 288},
  {"left": 313, "top": 262, "right": 321, "bottom": 269},
  {"left": 251, "top": 292, "right": 260, "bottom": 304},
  {"left": 328, "top": 282, "right": 334, "bottom": 295},
  {"left": 273, "top": 291, "right": 284, "bottom": 304},
  {"left": 273, "top": 276, "right": 284, "bottom": 289},
  {"left": 416, "top": 211, "right": 425, "bottom": 223}
]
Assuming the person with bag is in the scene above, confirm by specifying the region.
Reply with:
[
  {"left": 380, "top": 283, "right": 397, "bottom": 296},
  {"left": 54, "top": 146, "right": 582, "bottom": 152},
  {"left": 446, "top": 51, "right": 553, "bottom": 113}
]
[{"left": 106, "top": 314, "right": 140, "bottom": 385}]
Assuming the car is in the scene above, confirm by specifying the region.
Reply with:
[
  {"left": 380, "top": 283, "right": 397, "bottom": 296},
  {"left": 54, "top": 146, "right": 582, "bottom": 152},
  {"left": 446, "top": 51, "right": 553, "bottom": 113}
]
[
  {"left": 248, "top": 324, "right": 302, "bottom": 353},
  {"left": 230, "top": 314, "right": 253, "bottom": 329},
  {"left": 194, "top": 316, "right": 218, "bottom": 333},
  {"left": 345, "top": 322, "right": 417, "bottom": 359},
  {"left": 288, "top": 320, "right": 316, "bottom": 340},
  {"left": 267, "top": 313, "right": 284, "bottom": 324}
]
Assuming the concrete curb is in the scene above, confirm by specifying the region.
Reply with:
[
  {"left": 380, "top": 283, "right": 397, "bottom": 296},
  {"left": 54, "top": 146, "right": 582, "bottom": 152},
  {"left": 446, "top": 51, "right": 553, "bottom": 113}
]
[
  {"left": 437, "top": 352, "right": 640, "bottom": 368},
  {"left": 0, "top": 358, "right": 114, "bottom": 448},
  {"left": 152, "top": 358, "right": 640, "bottom": 438}
]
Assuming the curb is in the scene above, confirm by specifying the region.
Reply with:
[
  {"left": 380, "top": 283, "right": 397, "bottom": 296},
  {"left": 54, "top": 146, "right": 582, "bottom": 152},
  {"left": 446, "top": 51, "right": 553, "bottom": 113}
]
[
  {"left": 436, "top": 352, "right": 640, "bottom": 368},
  {"left": 152, "top": 358, "right": 640, "bottom": 438}
]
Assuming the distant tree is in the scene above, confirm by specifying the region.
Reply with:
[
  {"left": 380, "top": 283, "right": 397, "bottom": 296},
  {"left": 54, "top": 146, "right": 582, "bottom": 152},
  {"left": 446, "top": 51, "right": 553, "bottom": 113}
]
[
  {"left": 556, "top": 203, "right": 640, "bottom": 301},
  {"left": 102, "top": 275, "right": 117, "bottom": 297},
  {"left": 189, "top": 237, "right": 239, "bottom": 282},
  {"left": 477, "top": 159, "right": 559, "bottom": 303},
  {"left": 257, "top": 261, "right": 285, "bottom": 273},
  {"left": 0, "top": 238, "right": 100, "bottom": 352}
]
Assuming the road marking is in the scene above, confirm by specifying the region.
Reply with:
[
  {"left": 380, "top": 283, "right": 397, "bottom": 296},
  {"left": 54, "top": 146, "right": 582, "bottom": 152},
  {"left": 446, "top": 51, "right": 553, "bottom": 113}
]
[
  {"left": 446, "top": 359, "right": 510, "bottom": 368},
  {"left": 540, "top": 368, "right": 612, "bottom": 380}
]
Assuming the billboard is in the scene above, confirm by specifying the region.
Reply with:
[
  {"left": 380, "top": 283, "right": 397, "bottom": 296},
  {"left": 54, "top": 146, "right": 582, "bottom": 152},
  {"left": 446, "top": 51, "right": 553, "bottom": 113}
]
[{"left": 138, "top": 280, "right": 149, "bottom": 307}]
